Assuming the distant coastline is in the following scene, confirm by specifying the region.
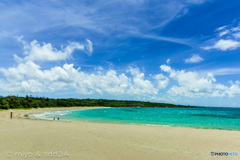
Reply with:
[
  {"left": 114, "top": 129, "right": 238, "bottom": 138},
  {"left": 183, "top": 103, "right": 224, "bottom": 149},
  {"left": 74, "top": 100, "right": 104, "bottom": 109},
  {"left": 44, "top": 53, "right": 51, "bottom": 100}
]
[{"left": 0, "top": 95, "right": 194, "bottom": 110}]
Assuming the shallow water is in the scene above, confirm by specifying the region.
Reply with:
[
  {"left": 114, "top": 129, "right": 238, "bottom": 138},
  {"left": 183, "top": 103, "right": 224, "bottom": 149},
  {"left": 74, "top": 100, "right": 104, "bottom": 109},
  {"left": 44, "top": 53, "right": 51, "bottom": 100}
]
[{"left": 30, "top": 107, "right": 240, "bottom": 130}]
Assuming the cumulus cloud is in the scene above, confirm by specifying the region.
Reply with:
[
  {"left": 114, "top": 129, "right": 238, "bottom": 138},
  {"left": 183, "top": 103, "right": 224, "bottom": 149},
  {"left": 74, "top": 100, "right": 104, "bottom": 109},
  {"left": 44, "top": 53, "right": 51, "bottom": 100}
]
[
  {"left": 153, "top": 74, "right": 169, "bottom": 89},
  {"left": 0, "top": 38, "right": 164, "bottom": 97},
  {"left": 126, "top": 67, "right": 159, "bottom": 95},
  {"left": 14, "top": 37, "right": 92, "bottom": 62},
  {"left": 185, "top": 54, "right": 203, "bottom": 63},
  {"left": 0, "top": 62, "right": 162, "bottom": 96},
  {"left": 160, "top": 65, "right": 240, "bottom": 97},
  {"left": 203, "top": 39, "right": 240, "bottom": 51},
  {"left": 1, "top": 59, "right": 240, "bottom": 101},
  {"left": 225, "top": 81, "right": 240, "bottom": 97},
  {"left": 1, "top": 34, "right": 240, "bottom": 101},
  {"left": 160, "top": 65, "right": 172, "bottom": 73},
  {"left": 203, "top": 21, "right": 240, "bottom": 51}
]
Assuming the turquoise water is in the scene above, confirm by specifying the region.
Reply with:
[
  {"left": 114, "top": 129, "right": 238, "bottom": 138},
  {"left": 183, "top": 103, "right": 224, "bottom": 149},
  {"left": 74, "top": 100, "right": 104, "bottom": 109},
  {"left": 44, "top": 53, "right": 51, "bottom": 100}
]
[{"left": 30, "top": 107, "right": 240, "bottom": 130}]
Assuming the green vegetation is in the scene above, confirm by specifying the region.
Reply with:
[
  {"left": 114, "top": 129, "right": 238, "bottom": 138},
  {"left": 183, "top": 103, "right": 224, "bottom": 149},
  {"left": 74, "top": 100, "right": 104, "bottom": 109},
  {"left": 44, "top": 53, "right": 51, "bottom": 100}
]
[{"left": 0, "top": 95, "right": 193, "bottom": 110}]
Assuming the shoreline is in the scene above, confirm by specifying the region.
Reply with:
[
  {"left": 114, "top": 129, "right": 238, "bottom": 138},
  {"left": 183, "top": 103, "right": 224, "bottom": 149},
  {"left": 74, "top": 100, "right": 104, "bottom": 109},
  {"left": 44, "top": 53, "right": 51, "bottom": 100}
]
[
  {"left": 1, "top": 107, "right": 240, "bottom": 160},
  {"left": 23, "top": 107, "right": 240, "bottom": 132},
  {"left": 24, "top": 107, "right": 109, "bottom": 120},
  {"left": 1, "top": 106, "right": 107, "bottom": 120}
]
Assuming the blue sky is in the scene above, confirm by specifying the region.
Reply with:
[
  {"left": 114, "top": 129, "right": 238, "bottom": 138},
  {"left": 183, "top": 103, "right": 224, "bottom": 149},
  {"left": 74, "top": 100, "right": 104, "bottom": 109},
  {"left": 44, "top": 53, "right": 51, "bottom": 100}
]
[{"left": 1, "top": 0, "right": 240, "bottom": 107}]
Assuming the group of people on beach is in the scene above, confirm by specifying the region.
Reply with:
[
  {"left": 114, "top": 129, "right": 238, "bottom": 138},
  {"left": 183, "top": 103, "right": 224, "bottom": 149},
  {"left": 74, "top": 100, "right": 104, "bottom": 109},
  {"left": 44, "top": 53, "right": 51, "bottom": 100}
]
[{"left": 53, "top": 117, "right": 60, "bottom": 120}]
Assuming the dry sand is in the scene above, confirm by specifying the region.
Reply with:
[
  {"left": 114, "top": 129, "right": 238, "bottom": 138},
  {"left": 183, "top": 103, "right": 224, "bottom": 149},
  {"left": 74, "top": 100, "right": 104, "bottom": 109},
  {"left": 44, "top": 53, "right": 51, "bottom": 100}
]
[{"left": 0, "top": 107, "right": 240, "bottom": 160}]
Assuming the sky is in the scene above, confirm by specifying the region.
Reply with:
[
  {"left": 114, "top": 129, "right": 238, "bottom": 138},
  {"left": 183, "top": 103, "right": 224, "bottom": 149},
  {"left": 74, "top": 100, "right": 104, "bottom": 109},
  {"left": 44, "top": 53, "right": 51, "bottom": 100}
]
[{"left": 0, "top": 0, "right": 240, "bottom": 107}]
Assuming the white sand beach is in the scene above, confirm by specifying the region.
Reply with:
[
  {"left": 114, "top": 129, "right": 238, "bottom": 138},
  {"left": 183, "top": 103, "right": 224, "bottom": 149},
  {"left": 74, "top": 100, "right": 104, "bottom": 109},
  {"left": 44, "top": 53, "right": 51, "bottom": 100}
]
[{"left": 0, "top": 107, "right": 240, "bottom": 160}]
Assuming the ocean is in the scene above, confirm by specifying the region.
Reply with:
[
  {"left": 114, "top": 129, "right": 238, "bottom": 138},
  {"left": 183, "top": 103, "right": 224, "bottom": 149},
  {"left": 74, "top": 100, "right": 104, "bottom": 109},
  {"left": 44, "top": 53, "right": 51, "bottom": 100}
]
[{"left": 29, "top": 107, "right": 240, "bottom": 130}]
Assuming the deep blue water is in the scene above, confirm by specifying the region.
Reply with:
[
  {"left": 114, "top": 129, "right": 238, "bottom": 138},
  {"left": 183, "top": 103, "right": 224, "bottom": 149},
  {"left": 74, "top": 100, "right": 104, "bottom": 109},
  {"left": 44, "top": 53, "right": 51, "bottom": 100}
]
[{"left": 30, "top": 107, "right": 240, "bottom": 130}]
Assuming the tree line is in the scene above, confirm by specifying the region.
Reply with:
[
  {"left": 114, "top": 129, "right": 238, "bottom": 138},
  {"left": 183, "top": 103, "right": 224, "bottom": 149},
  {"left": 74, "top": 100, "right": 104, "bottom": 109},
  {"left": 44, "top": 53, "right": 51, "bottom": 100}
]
[{"left": 0, "top": 95, "right": 192, "bottom": 110}]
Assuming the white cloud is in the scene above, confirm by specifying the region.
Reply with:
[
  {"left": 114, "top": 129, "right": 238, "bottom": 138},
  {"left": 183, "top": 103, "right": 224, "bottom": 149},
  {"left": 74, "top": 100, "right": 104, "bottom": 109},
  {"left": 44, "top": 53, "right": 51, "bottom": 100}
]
[
  {"left": 203, "top": 39, "right": 240, "bottom": 51},
  {"left": 160, "top": 65, "right": 240, "bottom": 98},
  {"left": 219, "top": 30, "right": 229, "bottom": 37},
  {"left": 154, "top": 74, "right": 169, "bottom": 89},
  {"left": 1, "top": 59, "right": 240, "bottom": 102},
  {"left": 15, "top": 37, "right": 92, "bottom": 62},
  {"left": 160, "top": 65, "right": 228, "bottom": 97},
  {"left": 185, "top": 54, "right": 203, "bottom": 63},
  {"left": 0, "top": 62, "right": 159, "bottom": 96},
  {"left": 201, "top": 68, "right": 240, "bottom": 76},
  {"left": 0, "top": 79, "right": 45, "bottom": 93},
  {"left": 226, "top": 82, "right": 240, "bottom": 97},
  {"left": 126, "top": 67, "right": 158, "bottom": 95},
  {"left": 160, "top": 65, "right": 172, "bottom": 73},
  {"left": 85, "top": 39, "right": 93, "bottom": 56},
  {"left": 159, "top": 65, "right": 240, "bottom": 98},
  {"left": 166, "top": 58, "right": 170, "bottom": 64},
  {"left": 233, "top": 32, "right": 240, "bottom": 39},
  {"left": 203, "top": 21, "right": 240, "bottom": 51},
  {"left": 95, "top": 66, "right": 103, "bottom": 71},
  {"left": 216, "top": 25, "right": 227, "bottom": 31},
  {"left": 0, "top": 38, "right": 160, "bottom": 97},
  {"left": 149, "top": 96, "right": 166, "bottom": 102},
  {"left": 0, "top": 0, "right": 210, "bottom": 50},
  {"left": 232, "top": 27, "right": 240, "bottom": 31}
]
